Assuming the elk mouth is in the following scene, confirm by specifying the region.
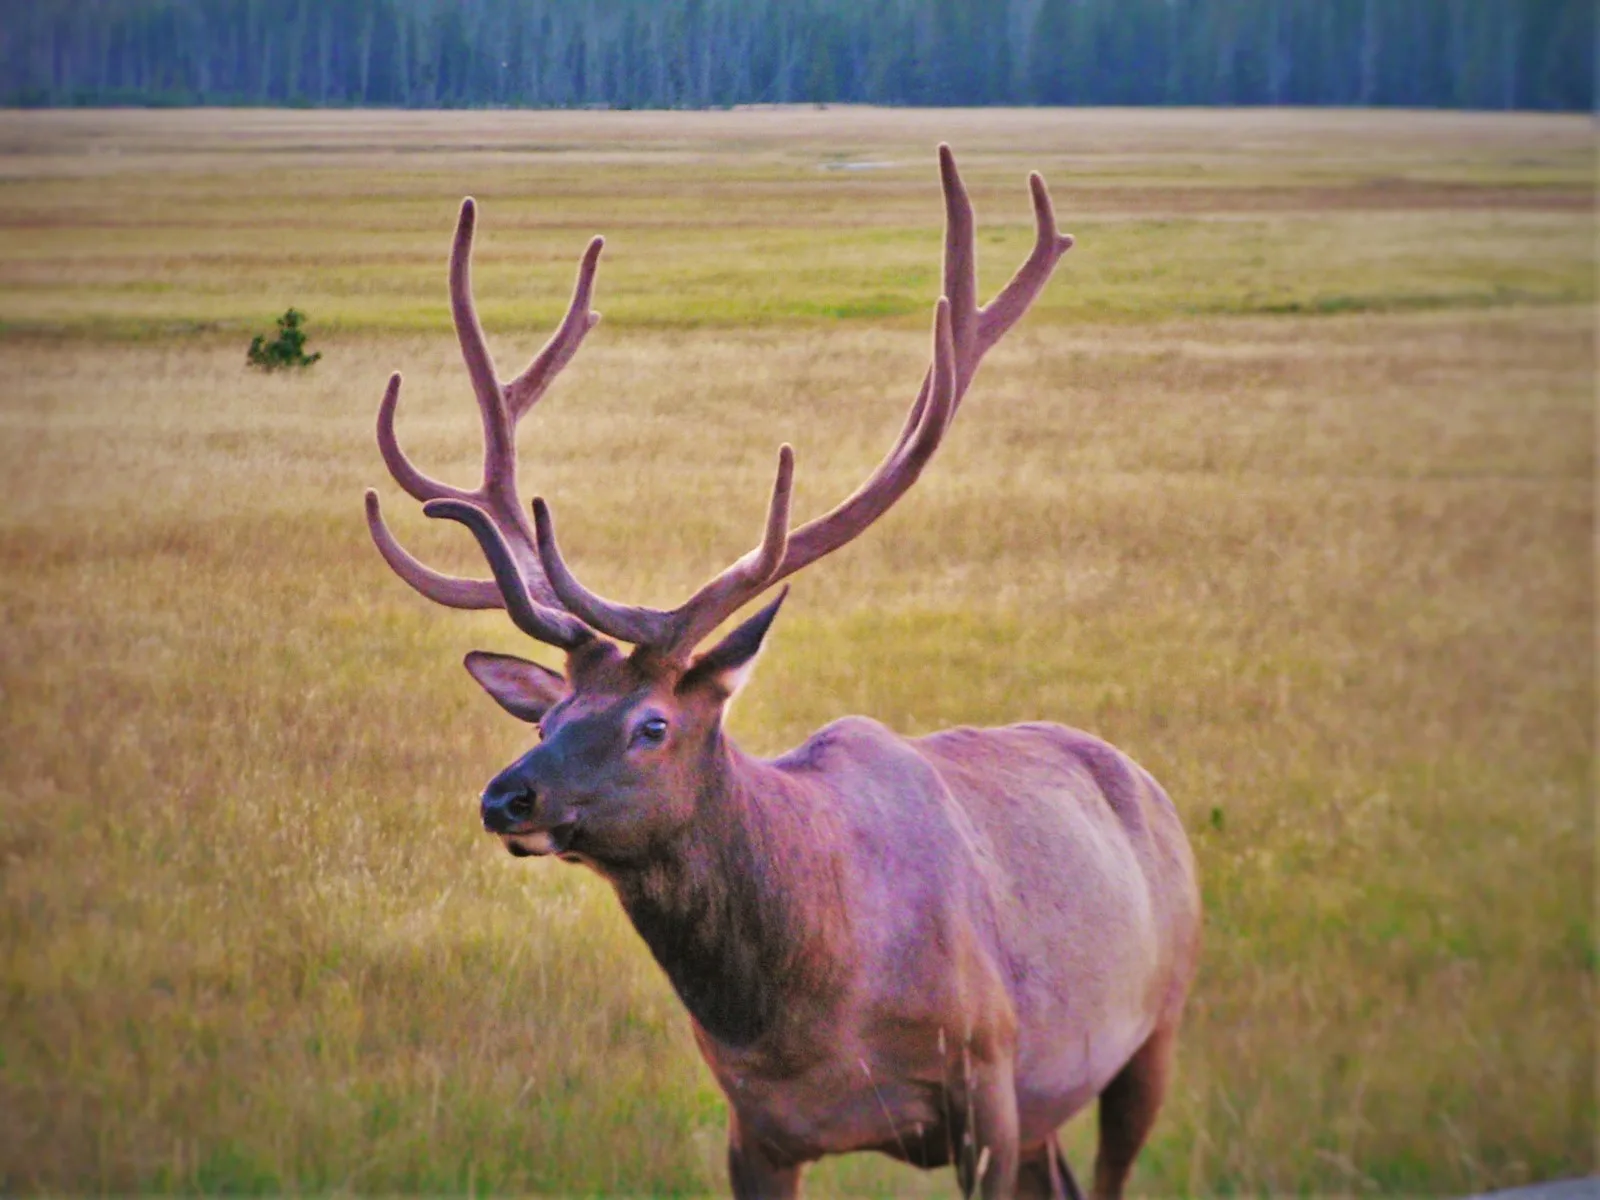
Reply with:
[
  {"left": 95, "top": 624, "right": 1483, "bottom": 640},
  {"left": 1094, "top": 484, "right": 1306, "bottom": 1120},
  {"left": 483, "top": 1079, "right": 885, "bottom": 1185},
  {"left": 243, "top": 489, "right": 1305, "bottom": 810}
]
[{"left": 500, "top": 820, "right": 577, "bottom": 858}]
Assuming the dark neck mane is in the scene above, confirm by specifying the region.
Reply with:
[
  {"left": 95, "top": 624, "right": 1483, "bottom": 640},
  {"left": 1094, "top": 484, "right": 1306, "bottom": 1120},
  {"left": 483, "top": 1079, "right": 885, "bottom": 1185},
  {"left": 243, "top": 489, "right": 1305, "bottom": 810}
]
[{"left": 608, "top": 735, "right": 844, "bottom": 1049}]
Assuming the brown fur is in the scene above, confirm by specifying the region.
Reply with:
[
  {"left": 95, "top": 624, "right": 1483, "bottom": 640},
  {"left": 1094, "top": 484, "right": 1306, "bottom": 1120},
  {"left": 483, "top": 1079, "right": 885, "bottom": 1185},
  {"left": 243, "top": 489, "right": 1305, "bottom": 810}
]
[
  {"left": 365, "top": 147, "right": 1201, "bottom": 1198},
  {"left": 474, "top": 633, "right": 1200, "bottom": 1200}
]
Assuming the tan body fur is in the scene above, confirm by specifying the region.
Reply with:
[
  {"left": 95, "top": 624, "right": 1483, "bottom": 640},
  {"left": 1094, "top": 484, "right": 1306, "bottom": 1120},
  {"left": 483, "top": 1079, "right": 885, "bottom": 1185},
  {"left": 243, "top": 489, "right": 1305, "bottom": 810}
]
[{"left": 600, "top": 718, "right": 1200, "bottom": 1196}]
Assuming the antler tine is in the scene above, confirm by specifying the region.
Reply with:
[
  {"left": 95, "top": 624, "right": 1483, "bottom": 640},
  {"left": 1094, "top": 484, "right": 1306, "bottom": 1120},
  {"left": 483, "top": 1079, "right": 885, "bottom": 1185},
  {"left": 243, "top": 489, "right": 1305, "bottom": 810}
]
[
  {"left": 938, "top": 143, "right": 980, "bottom": 372},
  {"left": 660, "top": 442, "right": 795, "bottom": 656},
  {"left": 376, "top": 372, "right": 473, "bottom": 504},
  {"left": 506, "top": 236, "right": 605, "bottom": 422},
  {"left": 369, "top": 368, "right": 498, "bottom": 611},
  {"left": 531, "top": 443, "right": 796, "bottom": 661},
  {"left": 977, "top": 170, "right": 1076, "bottom": 357},
  {"left": 365, "top": 490, "right": 503, "bottom": 609},
  {"left": 423, "top": 499, "right": 593, "bottom": 650},
  {"left": 449, "top": 198, "right": 518, "bottom": 499},
  {"left": 531, "top": 497, "right": 674, "bottom": 647},
  {"left": 878, "top": 145, "right": 974, "bottom": 464}
]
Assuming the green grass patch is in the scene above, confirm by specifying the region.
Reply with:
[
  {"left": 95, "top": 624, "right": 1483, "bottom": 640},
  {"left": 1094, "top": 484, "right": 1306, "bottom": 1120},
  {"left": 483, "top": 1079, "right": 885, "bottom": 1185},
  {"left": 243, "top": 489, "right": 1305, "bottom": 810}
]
[{"left": 0, "top": 108, "right": 1593, "bottom": 1197}]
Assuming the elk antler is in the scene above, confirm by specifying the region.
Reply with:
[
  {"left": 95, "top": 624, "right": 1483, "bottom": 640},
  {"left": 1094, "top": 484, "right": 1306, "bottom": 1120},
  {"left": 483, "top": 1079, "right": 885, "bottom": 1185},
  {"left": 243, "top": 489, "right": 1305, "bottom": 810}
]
[
  {"left": 364, "top": 198, "right": 603, "bottom": 650},
  {"left": 532, "top": 145, "right": 1074, "bottom": 664}
]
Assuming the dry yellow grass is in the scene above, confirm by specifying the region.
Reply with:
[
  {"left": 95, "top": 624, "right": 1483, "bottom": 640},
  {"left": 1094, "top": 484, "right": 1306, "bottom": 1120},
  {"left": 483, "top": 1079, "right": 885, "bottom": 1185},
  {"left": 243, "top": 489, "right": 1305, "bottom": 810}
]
[{"left": 0, "top": 108, "right": 1593, "bottom": 1196}]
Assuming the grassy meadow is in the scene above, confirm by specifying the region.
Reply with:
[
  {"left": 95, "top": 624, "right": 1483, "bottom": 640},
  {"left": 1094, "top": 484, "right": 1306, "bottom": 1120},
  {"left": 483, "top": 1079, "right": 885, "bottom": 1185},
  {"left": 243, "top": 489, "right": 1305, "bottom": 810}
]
[{"left": 0, "top": 107, "right": 1593, "bottom": 1196}]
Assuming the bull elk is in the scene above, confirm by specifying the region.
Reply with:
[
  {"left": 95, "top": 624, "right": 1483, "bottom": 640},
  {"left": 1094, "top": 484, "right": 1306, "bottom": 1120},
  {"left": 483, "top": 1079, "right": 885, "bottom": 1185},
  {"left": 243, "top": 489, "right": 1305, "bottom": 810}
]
[{"left": 364, "top": 147, "right": 1200, "bottom": 1200}]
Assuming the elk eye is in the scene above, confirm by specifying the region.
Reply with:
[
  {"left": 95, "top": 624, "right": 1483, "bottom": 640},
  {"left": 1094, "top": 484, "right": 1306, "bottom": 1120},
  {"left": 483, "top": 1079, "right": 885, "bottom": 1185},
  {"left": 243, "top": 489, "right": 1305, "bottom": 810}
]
[{"left": 635, "top": 717, "right": 668, "bottom": 746}]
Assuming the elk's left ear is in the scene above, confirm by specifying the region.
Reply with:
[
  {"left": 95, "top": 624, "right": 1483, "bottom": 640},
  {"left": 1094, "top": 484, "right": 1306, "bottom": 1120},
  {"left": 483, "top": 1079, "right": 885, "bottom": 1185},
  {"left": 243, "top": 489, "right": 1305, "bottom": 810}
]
[
  {"left": 678, "top": 588, "right": 787, "bottom": 702},
  {"left": 464, "top": 651, "right": 567, "bottom": 722}
]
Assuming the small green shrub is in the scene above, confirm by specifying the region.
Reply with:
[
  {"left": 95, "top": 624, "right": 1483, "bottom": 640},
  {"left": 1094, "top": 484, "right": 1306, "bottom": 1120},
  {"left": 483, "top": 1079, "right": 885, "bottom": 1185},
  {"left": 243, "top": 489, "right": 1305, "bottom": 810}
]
[{"left": 247, "top": 308, "right": 321, "bottom": 371}]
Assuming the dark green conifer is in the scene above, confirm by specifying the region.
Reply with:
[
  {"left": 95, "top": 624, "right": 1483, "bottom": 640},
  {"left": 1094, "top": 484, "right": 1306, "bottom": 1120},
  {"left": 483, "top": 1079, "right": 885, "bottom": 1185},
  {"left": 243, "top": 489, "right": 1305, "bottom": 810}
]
[{"left": 247, "top": 309, "right": 322, "bottom": 372}]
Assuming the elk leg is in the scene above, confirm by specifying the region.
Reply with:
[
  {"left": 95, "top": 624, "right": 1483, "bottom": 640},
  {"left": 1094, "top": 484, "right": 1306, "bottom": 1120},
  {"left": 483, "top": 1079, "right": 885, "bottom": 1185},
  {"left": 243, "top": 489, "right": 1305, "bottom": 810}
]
[
  {"left": 1091, "top": 1024, "right": 1177, "bottom": 1200},
  {"left": 1016, "top": 1135, "right": 1086, "bottom": 1200},
  {"left": 955, "top": 1058, "right": 1019, "bottom": 1199},
  {"left": 727, "top": 1111, "right": 802, "bottom": 1200}
]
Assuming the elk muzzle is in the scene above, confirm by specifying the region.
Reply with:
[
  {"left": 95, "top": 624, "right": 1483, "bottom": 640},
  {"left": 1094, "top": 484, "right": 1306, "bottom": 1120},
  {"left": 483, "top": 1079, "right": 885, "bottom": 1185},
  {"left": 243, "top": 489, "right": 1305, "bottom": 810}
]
[
  {"left": 480, "top": 759, "right": 581, "bottom": 858},
  {"left": 480, "top": 772, "right": 537, "bottom": 835}
]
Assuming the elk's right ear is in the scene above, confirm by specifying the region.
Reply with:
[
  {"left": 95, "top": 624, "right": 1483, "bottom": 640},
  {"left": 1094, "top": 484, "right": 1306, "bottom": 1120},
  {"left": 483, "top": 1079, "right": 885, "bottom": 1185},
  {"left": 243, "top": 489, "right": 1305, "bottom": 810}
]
[
  {"left": 463, "top": 651, "right": 567, "bottom": 723},
  {"left": 678, "top": 588, "right": 787, "bottom": 702}
]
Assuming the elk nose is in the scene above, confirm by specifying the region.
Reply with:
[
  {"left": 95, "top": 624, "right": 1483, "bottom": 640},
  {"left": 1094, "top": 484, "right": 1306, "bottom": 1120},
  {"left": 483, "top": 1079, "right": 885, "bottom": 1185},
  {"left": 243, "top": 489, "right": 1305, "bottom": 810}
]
[{"left": 481, "top": 777, "right": 536, "bottom": 833}]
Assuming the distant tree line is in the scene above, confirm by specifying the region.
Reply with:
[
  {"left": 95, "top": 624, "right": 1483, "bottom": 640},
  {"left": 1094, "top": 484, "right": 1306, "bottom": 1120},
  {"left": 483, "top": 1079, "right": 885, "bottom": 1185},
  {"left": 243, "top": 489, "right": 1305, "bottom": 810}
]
[{"left": 3, "top": 0, "right": 1592, "bottom": 112}]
